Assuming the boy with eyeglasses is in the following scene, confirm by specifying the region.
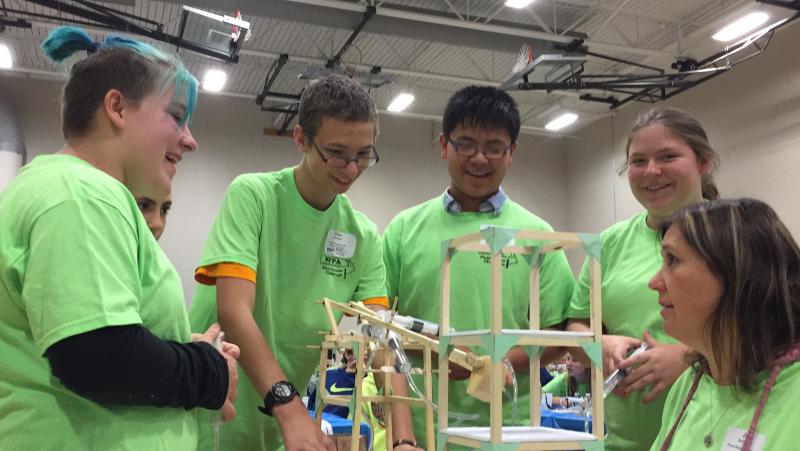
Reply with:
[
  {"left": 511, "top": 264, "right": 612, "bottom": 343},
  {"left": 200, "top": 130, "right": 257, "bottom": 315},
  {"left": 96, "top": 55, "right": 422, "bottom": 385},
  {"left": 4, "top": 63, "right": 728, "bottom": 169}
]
[
  {"left": 189, "top": 74, "right": 418, "bottom": 451},
  {"left": 382, "top": 86, "right": 575, "bottom": 444}
]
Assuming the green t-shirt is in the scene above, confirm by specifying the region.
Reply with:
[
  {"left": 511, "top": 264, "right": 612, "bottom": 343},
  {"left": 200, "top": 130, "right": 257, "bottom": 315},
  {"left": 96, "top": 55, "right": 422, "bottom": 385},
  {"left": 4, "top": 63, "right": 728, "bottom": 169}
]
[
  {"left": 542, "top": 372, "right": 589, "bottom": 397},
  {"left": 650, "top": 363, "right": 800, "bottom": 451},
  {"left": 189, "top": 167, "right": 386, "bottom": 450},
  {"left": 361, "top": 373, "right": 386, "bottom": 451},
  {"left": 0, "top": 154, "right": 195, "bottom": 451},
  {"left": 568, "top": 212, "right": 676, "bottom": 451},
  {"left": 383, "top": 194, "right": 575, "bottom": 445}
]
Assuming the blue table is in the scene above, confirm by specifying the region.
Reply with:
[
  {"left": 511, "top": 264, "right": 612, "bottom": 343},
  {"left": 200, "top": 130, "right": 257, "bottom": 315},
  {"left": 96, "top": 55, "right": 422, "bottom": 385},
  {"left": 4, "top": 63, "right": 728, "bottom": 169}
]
[
  {"left": 540, "top": 408, "right": 596, "bottom": 434},
  {"left": 310, "top": 411, "right": 372, "bottom": 449}
]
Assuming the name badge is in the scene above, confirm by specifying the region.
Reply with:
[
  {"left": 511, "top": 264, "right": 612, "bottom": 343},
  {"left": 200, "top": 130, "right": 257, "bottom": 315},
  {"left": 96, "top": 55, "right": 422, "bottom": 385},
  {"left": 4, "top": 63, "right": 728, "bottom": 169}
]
[
  {"left": 325, "top": 230, "right": 357, "bottom": 259},
  {"left": 720, "top": 427, "right": 766, "bottom": 451}
]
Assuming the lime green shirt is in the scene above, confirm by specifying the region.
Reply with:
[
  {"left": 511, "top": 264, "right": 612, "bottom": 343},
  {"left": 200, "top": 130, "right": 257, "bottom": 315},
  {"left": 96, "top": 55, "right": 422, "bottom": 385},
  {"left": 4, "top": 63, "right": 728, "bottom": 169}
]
[
  {"left": 650, "top": 363, "right": 800, "bottom": 451},
  {"left": 383, "top": 194, "right": 575, "bottom": 445},
  {"left": 189, "top": 167, "right": 386, "bottom": 450},
  {"left": 542, "top": 372, "right": 589, "bottom": 397},
  {"left": 0, "top": 154, "right": 196, "bottom": 451},
  {"left": 361, "top": 373, "right": 386, "bottom": 451},
  {"left": 568, "top": 212, "right": 676, "bottom": 451}
]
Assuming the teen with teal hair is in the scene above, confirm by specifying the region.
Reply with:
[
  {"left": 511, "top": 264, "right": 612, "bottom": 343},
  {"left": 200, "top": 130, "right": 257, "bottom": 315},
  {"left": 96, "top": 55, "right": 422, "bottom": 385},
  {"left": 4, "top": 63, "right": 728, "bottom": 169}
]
[{"left": 0, "top": 26, "right": 238, "bottom": 450}]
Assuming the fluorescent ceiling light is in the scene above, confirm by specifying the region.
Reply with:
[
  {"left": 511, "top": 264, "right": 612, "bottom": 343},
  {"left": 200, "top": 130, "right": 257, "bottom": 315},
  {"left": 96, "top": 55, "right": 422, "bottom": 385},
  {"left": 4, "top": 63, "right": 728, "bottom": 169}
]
[
  {"left": 712, "top": 12, "right": 769, "bottom": 42},
  {"left": 505, "top": 0, "right": 534, "bottom": 8},
  {"left": 545, "top": 113, "right": 578, "bottom": 131},
  {"left": 202, "top": 69, "right": 227, "bottom": 92},
  {"left": 0, "top": 44, "right": 12, "bottom": 69},
  {"left": 387, "top": 93, "right": 415, "bottom": 112}
]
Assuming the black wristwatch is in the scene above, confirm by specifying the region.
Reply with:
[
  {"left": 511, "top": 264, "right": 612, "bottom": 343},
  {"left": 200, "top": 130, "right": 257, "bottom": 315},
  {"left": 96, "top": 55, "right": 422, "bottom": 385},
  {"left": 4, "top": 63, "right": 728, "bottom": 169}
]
[{"left": 258, "top": 381, "right": 299, "bottom": 416}]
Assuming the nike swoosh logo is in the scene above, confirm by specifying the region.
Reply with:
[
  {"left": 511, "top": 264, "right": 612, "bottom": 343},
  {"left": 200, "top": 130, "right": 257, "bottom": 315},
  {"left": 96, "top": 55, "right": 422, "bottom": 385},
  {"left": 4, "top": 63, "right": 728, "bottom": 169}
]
[{"left": 329, "top": 383, "right": 353, "bottom": 394}]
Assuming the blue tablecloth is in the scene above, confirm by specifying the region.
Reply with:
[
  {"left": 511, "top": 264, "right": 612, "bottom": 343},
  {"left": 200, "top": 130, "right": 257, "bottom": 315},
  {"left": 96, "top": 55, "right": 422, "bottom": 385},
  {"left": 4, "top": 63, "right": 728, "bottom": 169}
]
[
  {"left": 540, "top": 408, "right": 596, "bottom": 433},
  {"left": 310, "top": 411, "right": 372, "bottom": 448}
]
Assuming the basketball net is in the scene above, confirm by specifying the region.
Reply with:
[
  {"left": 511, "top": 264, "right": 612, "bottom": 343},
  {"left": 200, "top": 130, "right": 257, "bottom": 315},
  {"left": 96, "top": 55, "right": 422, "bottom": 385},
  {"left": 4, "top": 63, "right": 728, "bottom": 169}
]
[{"left": 511, "top": 42, "right": 534, "bottom": 75}]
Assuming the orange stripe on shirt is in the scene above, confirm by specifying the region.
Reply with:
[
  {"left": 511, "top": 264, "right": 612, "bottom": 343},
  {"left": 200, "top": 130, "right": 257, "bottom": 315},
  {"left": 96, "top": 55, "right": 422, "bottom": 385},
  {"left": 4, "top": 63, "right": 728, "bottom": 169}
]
[
  {"left": 362, "top": 296, "right": 389, "bottom": 309},
  {"left": 195, "top": 262, "right": 256, "bottom": 285}
]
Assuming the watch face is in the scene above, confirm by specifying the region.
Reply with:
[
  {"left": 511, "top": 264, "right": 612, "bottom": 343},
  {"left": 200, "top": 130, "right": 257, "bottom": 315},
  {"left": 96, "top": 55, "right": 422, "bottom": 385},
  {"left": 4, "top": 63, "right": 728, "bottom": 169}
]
[{"left": 274, "top": 382, "right": 294, "bottom": 399}]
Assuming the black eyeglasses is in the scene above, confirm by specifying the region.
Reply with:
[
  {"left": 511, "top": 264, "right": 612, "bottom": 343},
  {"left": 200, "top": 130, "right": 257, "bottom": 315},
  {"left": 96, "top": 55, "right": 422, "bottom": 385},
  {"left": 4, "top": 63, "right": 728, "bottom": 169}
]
[
  {"left": 310, "top": 139, "right": 380, "bottom": 169},
  {"left": 447, "top": 138, "right": 513, "bottom": 160}
]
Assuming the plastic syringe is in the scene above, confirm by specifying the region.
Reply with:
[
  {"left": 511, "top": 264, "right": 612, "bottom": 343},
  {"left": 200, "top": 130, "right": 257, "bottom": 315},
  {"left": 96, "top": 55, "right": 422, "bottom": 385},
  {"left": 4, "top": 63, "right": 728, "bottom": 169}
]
[{"left": 602, "top": 342, "right": 648, "bottom": 398}]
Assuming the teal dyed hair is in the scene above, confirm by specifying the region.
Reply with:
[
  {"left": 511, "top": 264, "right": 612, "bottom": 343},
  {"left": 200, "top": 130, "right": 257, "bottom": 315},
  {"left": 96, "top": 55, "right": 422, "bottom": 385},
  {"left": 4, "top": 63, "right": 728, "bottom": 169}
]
[{"left": 42, "top": 26, "right": 197, "bottom": 137}]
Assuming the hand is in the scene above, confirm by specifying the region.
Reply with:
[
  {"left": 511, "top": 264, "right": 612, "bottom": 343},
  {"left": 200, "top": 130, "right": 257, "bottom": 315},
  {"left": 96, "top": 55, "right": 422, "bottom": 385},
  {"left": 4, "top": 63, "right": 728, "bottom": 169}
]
[
  {"left": 394, "top": 444, "right": 425, "bottom": 451},
  {"left": 194, "top": 324, "right": 241, "bottom": 421},
  {"left": 616, "top": 331, "right": 688, "bottom": 403},
  {"left": 446, "top": 345, "right": 473, "bottom": 381},
  {"left": 602, "top": 334, "right": 642, "bottom": 378},
  {"left": 276, "top": 400, "right": 336, "bottom": 451}
]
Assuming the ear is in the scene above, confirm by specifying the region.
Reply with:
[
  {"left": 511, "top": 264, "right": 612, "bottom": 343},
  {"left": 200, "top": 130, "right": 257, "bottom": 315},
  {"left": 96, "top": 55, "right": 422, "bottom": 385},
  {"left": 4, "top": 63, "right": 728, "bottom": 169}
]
[
  {"left": 507, "top": 142, "right": 518, "bottom": 165},
  {"left": 439, "top": 133, "right": 448, "bottom": 160},
  {"left": 102, "top": 89, "right": 128, "bottom": 130},
  {"left": 293, "top": 124, "right": 308, "bottom": 155},
  {"left": 698, "top": 158, "right": 711, "bottom": 175}
]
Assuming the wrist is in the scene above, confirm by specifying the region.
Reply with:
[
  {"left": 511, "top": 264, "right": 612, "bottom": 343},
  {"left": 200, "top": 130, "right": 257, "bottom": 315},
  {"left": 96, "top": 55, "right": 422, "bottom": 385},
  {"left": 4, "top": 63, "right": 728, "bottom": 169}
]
[{"left": 272, "top": 398, "right": 305, "bottom": 422}]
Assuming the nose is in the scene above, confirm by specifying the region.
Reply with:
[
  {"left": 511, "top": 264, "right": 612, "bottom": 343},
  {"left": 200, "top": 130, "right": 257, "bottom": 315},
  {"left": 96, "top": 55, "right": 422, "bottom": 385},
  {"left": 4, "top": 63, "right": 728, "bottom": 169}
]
[
  {"left": 644, "top": 159, "right": 662, "bottom": 175},
  {"left": 648, "top": 269, "right": 665, "bottom": 292},
  {"left": 469, "top": 148, "right": 490, "bottom": 165},
  {"left": 180, "top": 126, "right": 199, "bottom": 153},
  {"left": 341, "top": 159, "right": 360, "bottom": 177}
]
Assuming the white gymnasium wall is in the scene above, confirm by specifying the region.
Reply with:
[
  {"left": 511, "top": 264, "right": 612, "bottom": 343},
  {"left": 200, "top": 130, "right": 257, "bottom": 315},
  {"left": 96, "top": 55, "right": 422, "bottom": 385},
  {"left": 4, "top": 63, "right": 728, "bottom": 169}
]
[
  {"left": 6, "top": 19, "right": 797, "bottom": 300},
  {"left": 565, "top": 21, "right": 800, "bottom": 263},
  {"left": 0, "top": 75, "right": 569, "bottom": 303}
]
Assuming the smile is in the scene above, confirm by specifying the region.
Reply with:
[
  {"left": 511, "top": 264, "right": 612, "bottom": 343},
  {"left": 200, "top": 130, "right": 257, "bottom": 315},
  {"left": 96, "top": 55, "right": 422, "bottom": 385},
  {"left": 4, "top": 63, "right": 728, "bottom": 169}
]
[
  {"left": 645, "top": 183, "right": 671, "bottom": 191},
  {"left": 466, "top": 170, "right": 489, "bottom": 178}
]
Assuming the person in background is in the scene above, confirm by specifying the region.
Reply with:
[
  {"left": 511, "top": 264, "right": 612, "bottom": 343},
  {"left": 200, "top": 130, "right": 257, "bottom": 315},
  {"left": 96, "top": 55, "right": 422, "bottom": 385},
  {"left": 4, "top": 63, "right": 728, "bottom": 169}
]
[
  {"left": 0, "top": 26, "right": 238, "bottom": 450},
  {"left": 649, "top": 199, "right": 800, "bottom": 451},
  {"left": 543, "top": 353, "right": 590, "bottom": 409},
  {"left": 566, "top": 107, "right": 721, "bottom": 450},
  {"left": 135, "top": 191, "right": 172, "bottom": 240},
  {"left": 188, "top": 74, "right": 419, "bottom": 451},
  {"left": 307, "top": 349, "right": 357, "bottom": 418},
  {"left": 383, "top": 85, "right": 575, "bottom": 444}
]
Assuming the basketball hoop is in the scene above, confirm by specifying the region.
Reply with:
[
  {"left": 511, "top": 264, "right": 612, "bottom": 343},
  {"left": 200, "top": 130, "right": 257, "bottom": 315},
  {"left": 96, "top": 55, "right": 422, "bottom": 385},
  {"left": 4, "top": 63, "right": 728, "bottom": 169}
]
[
  {"left": 511, "top": 42, "right": 534, "bottom": 76},
  {"left": 231, "top": 9, "right": 252, "bottom": 42}
]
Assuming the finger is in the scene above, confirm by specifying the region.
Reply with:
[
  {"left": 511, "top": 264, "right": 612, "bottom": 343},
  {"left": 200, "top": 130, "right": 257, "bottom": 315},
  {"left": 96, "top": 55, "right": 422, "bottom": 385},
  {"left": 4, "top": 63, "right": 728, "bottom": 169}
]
[
  {"left": 624, "top": 373, "right": 654, "bottom": 394},
  {"left": 642, "top": 382, "right": 667, "bottom": 403},
  {"left": 223, "top": 342, "right": 241, "bottom": 358},
  {"left": 612, "top": 386, "right": 628, "bottom": 399},
  {"left": 642, "top": 330, "right": 659, "bottom": 348},
  {"left": 191, "top": 333, "right": 203, "bottom": 342},
  {"left": 619, "top": 350, "right": 650, "bottom": 369},
  {"left": 195, "top": 323, "right": 221, "bottom": 345},
  {"left": 323, "top": 434, "right": 336, "bottom": 451},
  {"left": 221, "top": 400, "right": 236, "bottom": 422}
]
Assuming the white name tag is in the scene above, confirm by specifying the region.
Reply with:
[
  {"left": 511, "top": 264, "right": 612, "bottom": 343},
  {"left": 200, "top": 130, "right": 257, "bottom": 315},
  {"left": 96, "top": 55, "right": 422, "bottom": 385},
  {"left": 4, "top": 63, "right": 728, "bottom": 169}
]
[
  {"left": 720, "top": 427, "right": 766, "bottom": 451},
  {"left": 325, "top": 230, "right": 357, "bottom": 259}
]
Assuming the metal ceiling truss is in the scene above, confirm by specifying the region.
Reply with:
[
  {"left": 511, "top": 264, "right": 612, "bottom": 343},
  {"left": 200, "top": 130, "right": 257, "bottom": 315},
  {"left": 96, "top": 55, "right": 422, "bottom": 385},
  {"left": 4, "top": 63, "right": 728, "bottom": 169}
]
[
  {"left": 255, "top": 5, "right": 382, "bottom": 135},
  {"left": 757, "top": 0, "right": 800, "bottom": 11},
  {"left": 1, "top": 0, "right": 247, "bottom": 62},
  {"left": 504, "top": 12, "right": 799, "bottom": 109}
]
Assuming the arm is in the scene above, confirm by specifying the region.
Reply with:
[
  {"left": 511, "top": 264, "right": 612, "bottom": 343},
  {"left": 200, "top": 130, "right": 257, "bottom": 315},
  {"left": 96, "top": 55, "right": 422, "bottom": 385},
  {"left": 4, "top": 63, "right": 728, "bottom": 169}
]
[
  {"left": 364, "top": 305, "right": 420, "bottom": 451},
  {"left": 45, "top": 324, "right": 233, "bottom": 410},
  {"left": 216, "top": 277, "right": 334, "bottom": 451}
]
